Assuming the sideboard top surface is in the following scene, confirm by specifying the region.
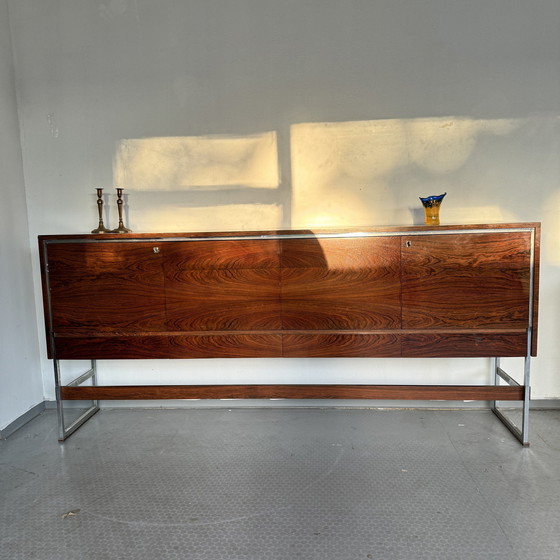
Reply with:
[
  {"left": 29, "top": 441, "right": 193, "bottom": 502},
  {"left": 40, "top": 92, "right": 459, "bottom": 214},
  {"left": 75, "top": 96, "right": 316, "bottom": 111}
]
[{"left": 38, "top": 222, "right": 541, "bottom": 243}]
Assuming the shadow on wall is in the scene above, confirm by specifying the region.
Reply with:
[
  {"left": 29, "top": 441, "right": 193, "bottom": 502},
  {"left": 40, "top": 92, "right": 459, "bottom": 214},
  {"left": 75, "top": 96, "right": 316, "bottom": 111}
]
[{"left": 112, "top": 115, "right": 554, "bottom": 233}]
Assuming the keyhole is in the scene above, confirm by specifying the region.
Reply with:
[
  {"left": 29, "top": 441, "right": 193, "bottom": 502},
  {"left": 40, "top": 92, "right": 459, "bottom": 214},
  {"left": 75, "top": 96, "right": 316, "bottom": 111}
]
[
  {"left": 406, "top": 240, "right": 412, "bottom": 248},
  {"left": 153, "top": 247, "right": 160, "bottom": 254}
]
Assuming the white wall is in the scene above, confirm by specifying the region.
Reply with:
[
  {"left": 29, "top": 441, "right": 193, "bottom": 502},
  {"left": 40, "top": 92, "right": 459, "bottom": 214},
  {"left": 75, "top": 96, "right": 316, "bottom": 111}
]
[
  {"left": 6, "top": 0, "right": 560, "bottom": 406},
  {"left": 0, "top": 0, "right": 43, "bottom": 431}
]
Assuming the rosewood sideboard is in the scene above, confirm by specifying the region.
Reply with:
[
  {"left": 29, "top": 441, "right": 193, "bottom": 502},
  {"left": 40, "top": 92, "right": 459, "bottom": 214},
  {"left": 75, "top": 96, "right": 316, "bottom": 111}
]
[{"left": 38, "top": 223, "right": 540, "bottom": 443}]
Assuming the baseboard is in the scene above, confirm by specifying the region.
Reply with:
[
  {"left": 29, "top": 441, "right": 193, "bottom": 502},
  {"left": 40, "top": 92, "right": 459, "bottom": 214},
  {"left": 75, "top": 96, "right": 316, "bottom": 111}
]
[
  {"left": 529, "top": 399, "right": 560, "bottom": 409},
  {"left": 0, "top": 401, "right": 46, "bottom": 440},
  {"left": 43, "top": 398, "right": 560, "bottom": 410},
  {"left": 5, "top": 397, "right": 558, "bottom": 439}
]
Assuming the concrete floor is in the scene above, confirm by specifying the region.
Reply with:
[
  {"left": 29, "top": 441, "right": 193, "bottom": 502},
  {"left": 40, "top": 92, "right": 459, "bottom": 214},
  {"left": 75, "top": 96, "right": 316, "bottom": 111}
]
[{"left": 1, "top": 407, "right": 560, "bottom": 559}]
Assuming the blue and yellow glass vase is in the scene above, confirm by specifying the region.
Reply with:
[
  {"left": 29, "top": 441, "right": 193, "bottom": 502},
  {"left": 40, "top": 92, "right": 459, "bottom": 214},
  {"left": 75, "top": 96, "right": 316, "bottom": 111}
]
[{"left": 419, "top": 193, "right": 446, "bottom": 226}]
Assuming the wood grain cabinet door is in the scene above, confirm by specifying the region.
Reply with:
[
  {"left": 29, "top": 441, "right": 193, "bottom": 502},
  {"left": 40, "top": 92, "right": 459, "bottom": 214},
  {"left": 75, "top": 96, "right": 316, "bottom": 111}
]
[
  {"left": 46, "top": 241, "right": 166, "bottom": 334},
  {"left": 281, "top": 236, "right": 402, "bottom": 357},
  {"left": 401, "top": 232, "right": 532, "bottom": 357},
  {"left": 401, "top": 232, "right": 532, "bottom": 329},
  {"left": 281, "top": 236, "right": 402, "bottom": 329},
  {"left": 163, "top": 239, "right": 282, "bottom": 332}
]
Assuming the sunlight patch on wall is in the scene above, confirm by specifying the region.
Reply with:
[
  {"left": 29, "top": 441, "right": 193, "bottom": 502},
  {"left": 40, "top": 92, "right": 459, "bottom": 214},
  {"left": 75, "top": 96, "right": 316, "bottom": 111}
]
[
  {"left": 290, "top": 117, "right": 522, "bottom": 228},
  {"left": 542, "top": 190, "right": 560, "bottom": 265},
  {"left": 114, "top": 132, "right": 280, "bottom": 191},
  {"left": 290, "top": 119, "right": 404, "bottom": 227},
  {"left": 406, "top": 117, "right": 520, "bottom": 174},
  {"left": 130, "top": 203, "right": 282, "bottom": 233},
  {"left": 443, "top": 206, "right": 517, "bottom": 224}
]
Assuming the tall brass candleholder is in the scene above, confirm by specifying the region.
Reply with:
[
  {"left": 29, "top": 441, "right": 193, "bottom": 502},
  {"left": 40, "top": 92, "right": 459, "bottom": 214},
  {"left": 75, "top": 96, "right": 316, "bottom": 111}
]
[
  {"left": 91, "top": 188, "right": 111, "bottom": 233},
  {"left": 111, "top": 188, "right": 132, "bottom": 233}
]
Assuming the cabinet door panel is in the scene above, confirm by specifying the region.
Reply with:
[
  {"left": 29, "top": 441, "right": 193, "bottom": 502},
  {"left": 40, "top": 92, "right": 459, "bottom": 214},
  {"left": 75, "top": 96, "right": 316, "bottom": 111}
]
[
  {"left": 164, "top": 239, "right": 280, "bottom": 270},
  {"left": 281, "top": 237, "right": 401, "bottom": 330},
  {"left": 402, "top": 232, "right": 531, "bottom": 329},
  {"left": 164, "top": 240, "right": 281, "bottom": 331},
  {"left": 402, "top": 332, "right": 528, "bottom": 357},
  {"left": 283, "top": 333, "right": 401, "bottom": 357},
  {"left": 47, "top": 242, "right": 166, "bottom": 332},
  {"left": 54, "top": 334, "right": 283, "bottom": 359}
]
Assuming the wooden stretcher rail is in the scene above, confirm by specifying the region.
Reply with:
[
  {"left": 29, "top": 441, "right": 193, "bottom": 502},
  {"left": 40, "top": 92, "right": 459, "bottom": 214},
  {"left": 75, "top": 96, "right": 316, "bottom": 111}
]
[{"left": 61, "top": 384, "right": 524, "bottom": 401}]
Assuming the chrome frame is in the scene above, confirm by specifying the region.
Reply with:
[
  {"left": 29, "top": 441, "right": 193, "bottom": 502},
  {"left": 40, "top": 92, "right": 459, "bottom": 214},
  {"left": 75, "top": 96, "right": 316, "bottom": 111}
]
[
  {"left": 45, "top": 225, "right": 538, "bottom": 444},
  {"left": 490, "top": 226, "right": 536, "bottom": 446},
  {"left": 54, "top": 358, "right": 100, "bottom": 441},
  {"left": 491, "top": 339, "right": 532, "bottom": 446}
]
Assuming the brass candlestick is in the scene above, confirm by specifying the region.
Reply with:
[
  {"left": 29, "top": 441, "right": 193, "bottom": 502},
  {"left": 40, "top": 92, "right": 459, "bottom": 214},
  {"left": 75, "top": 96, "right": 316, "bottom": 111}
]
[
  {"left": 91, "top": 188, "right": 111, "bottom": 233},
  {"left": 111, "top": 188, "right": 131, "bottom": 233}
]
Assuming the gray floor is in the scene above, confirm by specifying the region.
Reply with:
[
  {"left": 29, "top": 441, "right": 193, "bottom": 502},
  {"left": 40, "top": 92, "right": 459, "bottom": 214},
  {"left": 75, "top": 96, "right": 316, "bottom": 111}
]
[{"left": 1, "top": 408, "right": 560, "bottom": 559}]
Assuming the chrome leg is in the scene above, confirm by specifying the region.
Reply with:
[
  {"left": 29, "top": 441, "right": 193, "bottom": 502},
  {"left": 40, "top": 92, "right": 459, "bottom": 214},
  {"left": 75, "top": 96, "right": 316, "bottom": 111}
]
[
  {"left": 490, "top": 332, "right": 532, "bottom": 446},
  {"left": 55, "top": 359, "right": 100, "bottom": 442},
  {"left": 521, "top": 354, "right": 531, "bottom": 445}
]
